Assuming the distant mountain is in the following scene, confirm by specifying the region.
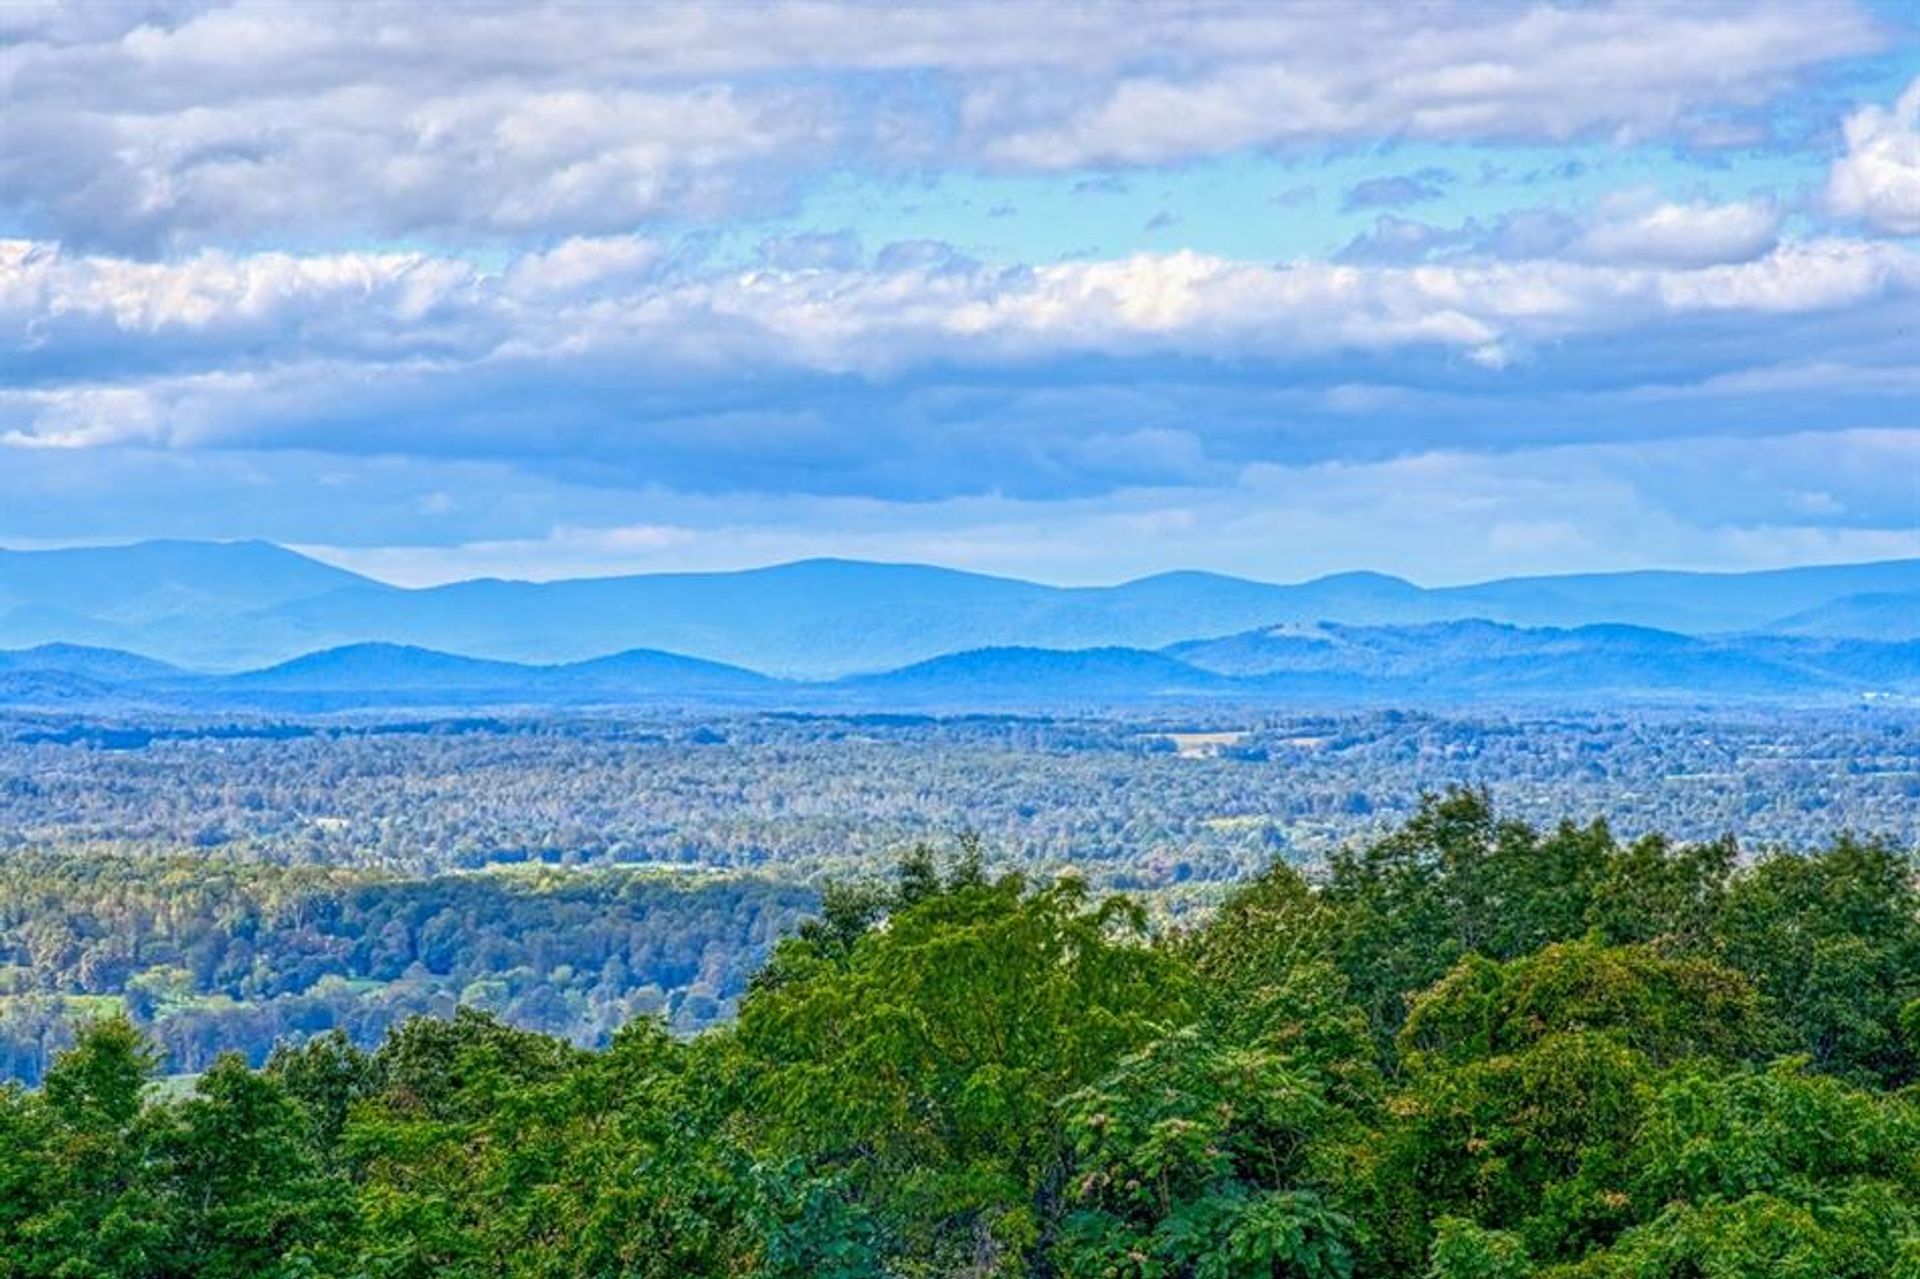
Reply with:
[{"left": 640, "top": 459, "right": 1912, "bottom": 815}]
[
  {"left": 0, "top": 540, "right": 1916, "bottom": 676},
  {"left": 1436, "top": 560, "right": 1920, "bottom": 635},
  {"left": 0, "top": 641, "right": 779, "bottom": 712},
  {"left": 1764, "top": 592, "right": 1920, "bottom": 641},
  {"left": 0, "top": 643, "right": 185, "bottom": 682},
  {"left": 2, "top": 619, "right": 1912, "bottom": 714},
  {"left": 835, "top": 646, "right": 1233, "bottom": 705},
  {"left": 1167, "top": 619, "right": 1709, "bottom": 679},
  {"left": 211, "top": 643, "right": 777, "bottom": 709},
  {"left": 232, "top": 559, "right": 1066, "bottom": 676},
  {"left": 231, "top": 643, "right": 544, "bottom": 692},
  {"left": 1732, "top": 635, "right": 1920, "bottom": 687},
  {"left": 1168, "top": 620, "right": 1918, "bottom": 702},
  {"left": 0, "top": 668, "right": 138, "bottom": 709},
  {"left": 556, "top": 648, "right": 780, "bottom": 695},
  {"left": 0, "top": 540, "right": 373, "bottom": 633}
]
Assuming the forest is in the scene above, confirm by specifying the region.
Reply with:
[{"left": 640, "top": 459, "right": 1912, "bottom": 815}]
[
  {"left": 1, "top": 791, "right": 1916, "bottom": 1277},
  {"left": 5, "top": 708, "right": 1917, "bottom": 877},
  {"left": 0, "top": 860, "right": 812, "bottom": 1084}
]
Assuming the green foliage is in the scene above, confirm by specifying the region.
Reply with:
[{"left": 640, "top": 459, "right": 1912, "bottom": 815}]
[
  {"left": 1398, "top": 941, "right": 1770, "bottom": 1070},
  {"left": 1426, "top": 1218, "right": 1532, "bottom": 1279},
  {"left": 0, "top": 800, "right": 1915, "bottom": 1277},
  {"left": 1057, "top": 1026, "right": 1358, "bottom": 1277},
  {"left": 161, "top": 1054, "right": 347, "bottom": 1278},
  {"left": 1325, "top": 791, "right": 1635, "bottom": 1048},
  {"left": 1715, "top": 835, "right": 1920, "bottom": 1085},
  {"left": 6, "top": 1015, "right": 175, "bottom": 1279},
  {"left": 0, "top": 856, "right": 816, "bottom": 1083},
  {"left": 736, "top": 855, "right": 1187, "bottom": 1273}
]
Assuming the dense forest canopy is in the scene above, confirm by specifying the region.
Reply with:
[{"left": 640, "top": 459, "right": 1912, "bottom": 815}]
[
  {"left": 2, "top": 791, "right": 1916, "bottom": 1277},
  {"left": 0, "top": 861, "right": 813, "bottom": 1084},
  {"left": 4, "top": 709, "right": 1916, "bottom": 875},
  {"left": 5, "top": 706, "right": 1915, "bottom": 1088}
]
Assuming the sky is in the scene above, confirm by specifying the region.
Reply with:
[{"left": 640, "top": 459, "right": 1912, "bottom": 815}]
[{"left": 2, "top": 1, "right": 1918, "bottom": 587}]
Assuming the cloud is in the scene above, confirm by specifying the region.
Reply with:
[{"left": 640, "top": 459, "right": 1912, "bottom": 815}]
[
  {"left": 0, "top": 1, "right": 1887, "bottom": 251},
  {"left": 9, "top": 235, "right": 1915, "bottom": 385},
  {"left": 1573, "top": 194, "right": 1780, "bottom": 267},
  {"left": 1827, "top": 77, "right": 1920, "bottom": 235},
  {"left": 13, "top": 427, "right": 1900, "bottom": 595},
  {"left": 1335, "top": 215, "right": 1475, "bottom": 264},
  {"left": 976, "top": 3, "right": 1882, "bottom": 169},
  {"left": 1342, "top": 169, "right": 1452, "bottom": 211},
  {"left": 1334, "top": 194, "right": 1782, "bottom": 268},
  {"left": 755, "top": 232, "right": 864, "bottom": 272},
  {"left": 3, "top": 233, "right": 1916, "bottom": 511},
  {"left": 0, "top": 5, "right": 1909, "bottom": 584}
]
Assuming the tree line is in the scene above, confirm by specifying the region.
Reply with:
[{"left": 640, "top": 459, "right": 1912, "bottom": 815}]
[
  {"left": 5, "top": 709, "right": 1915, "bottom": 879},
  {"left": 1, "top": 790, "right": 1916, "bottom": 1276},
  {"left": 0, "top": 859, "right": 813, "bottom": 1083}
]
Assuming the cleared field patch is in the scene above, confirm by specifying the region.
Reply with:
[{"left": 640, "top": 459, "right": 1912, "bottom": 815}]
[{"left": 1167, "top": 730, "right": 1249, "bottom": 758}]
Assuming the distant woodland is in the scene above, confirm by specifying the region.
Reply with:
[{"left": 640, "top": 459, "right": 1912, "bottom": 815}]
[
  {"left": 3, "top": 709, "right": 1916, "bottom": 876},
  {"left": 0, "top": 861, "right": 811, "bottom": 1085},
  {"left": 3, "top": 706, "right": 1916, "bottom": 1089},
  {"left": 1, "top": 792, "right": 1916, "bottom": 1276}
]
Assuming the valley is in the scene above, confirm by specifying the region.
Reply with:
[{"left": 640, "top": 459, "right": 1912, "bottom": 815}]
[{"left": 2, "top": 703, "right": 1914, "bottom": 1086}]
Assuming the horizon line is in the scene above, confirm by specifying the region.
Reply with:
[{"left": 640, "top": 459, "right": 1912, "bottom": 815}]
[{"left": 3, "top": 535, "right": 1918, "bottom": 596}]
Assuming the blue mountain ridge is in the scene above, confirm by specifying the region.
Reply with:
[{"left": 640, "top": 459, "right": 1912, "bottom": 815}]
[
  {"left": 1, "top": 541, "right": 1915, "bottom": 676},
  {"left": 2, "top": 621, "right": 1915, "bottom": 712}
]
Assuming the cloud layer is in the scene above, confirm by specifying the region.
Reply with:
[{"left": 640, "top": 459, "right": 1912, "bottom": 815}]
[
  {"left": 1, "top": 1, "right": 1915, "bottom": 581},
  {"left": 0, "top": 1, "right": 1889, "bottom": 250}
]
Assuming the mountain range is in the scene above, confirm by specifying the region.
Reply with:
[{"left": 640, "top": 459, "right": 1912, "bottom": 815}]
[
  {"left": 2, "top": 622, "right": 1915, "bottom": 714},
  {"left": 1, "top": 541, "right": 1916, "bottom": 681}
]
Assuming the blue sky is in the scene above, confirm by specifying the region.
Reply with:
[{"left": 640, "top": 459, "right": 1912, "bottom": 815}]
[{"left": 2, "top": 1, "right": 1918, "bottom": 586}]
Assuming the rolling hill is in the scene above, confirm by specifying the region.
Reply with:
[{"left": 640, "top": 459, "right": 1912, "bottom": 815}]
[
  {"left": 0, "top": 620, "right": 1914, "bottom": 713},
  {"left": 0, "top": 540, "right": 373, "bottom": 628},
  {"left": 834, "top": 645, "right": 1236, "bottom": 706},
  {"left": 1764, "top": 591, "right": 1920, "bottom": 641},
  {"left": 0, "top": 540, "right": 1916, "bottom": 677},
  {"left": 1166, "top": 620, "right": 1884, "bottom": 701},
  {"left": 0, "top": 643, "right": 186, "bottom": 682}
]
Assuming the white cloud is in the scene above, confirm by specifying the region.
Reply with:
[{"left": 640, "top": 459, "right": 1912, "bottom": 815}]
[
  {"left": 4, "top": 234, "right": 1917, "bottom": 449},
  {"left": 2, "top": 232, "right": 1915, "bottom": 518},
  {"left": 0, "top": 385, "right": 164, "bottom": 450},
  {"left": 1338, "top": 192, "right": 1789, "bottom": 269},
  {"left": 1828, "top": 77, "right": 1920, "bottom": 235},
  {"left": 0, "top": 1, "right": 1887, "bottom": 249},
  {"left": 976, "top": 2, "right": 1882, "bottom": 168},
  {"left": 3, "top": 413, "right": 1912, "bottom": 584},
  {"left": 1575, "top": 195, "right": 1780, "bottom": 267},
  {"left": 502, "top": 236, "right": 665, "bottom": 299}
]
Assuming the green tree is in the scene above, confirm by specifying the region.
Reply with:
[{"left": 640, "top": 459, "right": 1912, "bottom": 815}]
[
  {"left": 1324, "top": 791, "right": 1622, "bottom": 1049},
  {"left": 1584, "top": 833, "right": 1732, "bottom": 952},
  {"left": 1056, "top": 1025, "right": 1357, "bottom": 1278},
  {"left": 1427, "top": 1217, "right": 1532, "bottom": 1279},
  {"left": 1715, "top": 836, "right": 1920, "bottom": 1085},
  {"left": 736, "top": 859, "right": 1188, "bottom": 1275},
  {"left": 1382, "top": 942, "right": 1769, "bottom": 1267},
  {"left": 7, "top": 1016, "right": 173, "bottom": 1279},
  {"left": 159, "top": 1053, "right": 348, "bottom": 1278},
  {"left": 265, "top": 1028, "right": 379, "bottom": 1164}
]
